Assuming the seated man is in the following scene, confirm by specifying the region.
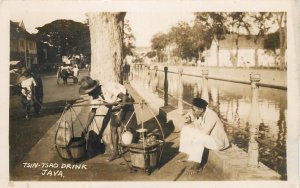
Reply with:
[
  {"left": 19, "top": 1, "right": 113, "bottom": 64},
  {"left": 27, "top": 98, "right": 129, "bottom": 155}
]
[
  {"left": 60, "top": 63, "right": 73, "bottom": 84},
  {"left": 179, "top": 98, "right": 230, "bottom": 174}
]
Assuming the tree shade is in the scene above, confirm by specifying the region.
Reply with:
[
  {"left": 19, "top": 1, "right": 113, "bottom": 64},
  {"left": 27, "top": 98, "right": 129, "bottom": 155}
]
[{"left": 36, "top": 19, "right": 91, "bottom": 57}]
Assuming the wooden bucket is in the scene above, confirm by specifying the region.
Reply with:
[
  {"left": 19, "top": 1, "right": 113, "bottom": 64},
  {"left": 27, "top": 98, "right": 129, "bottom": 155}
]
[
  {"left": 129, "top": 146, "right": 158, "bottom": 169},
  {"left": 56, "top": 137, "right": 86, "bottom": 160}
]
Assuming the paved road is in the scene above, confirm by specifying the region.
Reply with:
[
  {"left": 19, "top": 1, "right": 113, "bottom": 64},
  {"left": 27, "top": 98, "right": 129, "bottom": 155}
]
[{"left": 9, "top": 70, "right": 88, "bottom": 173}]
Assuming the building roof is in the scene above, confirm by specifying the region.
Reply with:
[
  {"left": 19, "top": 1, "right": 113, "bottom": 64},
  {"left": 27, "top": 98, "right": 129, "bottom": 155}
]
[
  {"left": 218, "top": 34, "right": 264, "bottom": 50},
  {"left": 10, "top": 21, "right": 36, "bottom": 40},
  {"left": 10, "top": 60, "right": 21, "bottom": 66}
]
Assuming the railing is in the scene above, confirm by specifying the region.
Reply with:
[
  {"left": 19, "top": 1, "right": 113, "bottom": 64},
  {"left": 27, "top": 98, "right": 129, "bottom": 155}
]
[
  {"left": 132, "top": 63, "right": 286, "bottom": 168},
  {"left": 151, "top": 62, "right": 287, "bottom": 71}
]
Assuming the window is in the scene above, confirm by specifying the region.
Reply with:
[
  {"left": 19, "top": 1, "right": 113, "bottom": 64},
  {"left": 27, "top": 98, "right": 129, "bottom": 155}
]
[
  {"left": 33, "top": 57, "right": 37, "bottom": 64},
  {"left": 10, "top": 38, "right": 18, "bottom": 51},
  {"left": 19, "top": 39, "right": 25, "bottom": 51},
  {"left": 29, "top": 41, "right": 35, "bottom": 50}
]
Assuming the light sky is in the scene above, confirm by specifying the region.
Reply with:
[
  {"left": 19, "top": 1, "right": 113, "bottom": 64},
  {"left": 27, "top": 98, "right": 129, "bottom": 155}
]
[{"left": 10, "top": 12, "right": 195, "bottom": 47}]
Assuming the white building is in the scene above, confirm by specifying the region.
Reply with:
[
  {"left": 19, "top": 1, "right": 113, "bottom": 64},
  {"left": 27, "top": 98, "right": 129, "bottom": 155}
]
[{"left": 205, "top": 34, "right": 278, "bottom": 68}]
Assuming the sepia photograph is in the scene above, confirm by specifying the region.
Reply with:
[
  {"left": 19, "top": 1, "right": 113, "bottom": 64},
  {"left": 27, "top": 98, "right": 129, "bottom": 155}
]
[{"left": 1, "top": 0, "right": 299, "bottom": 187}]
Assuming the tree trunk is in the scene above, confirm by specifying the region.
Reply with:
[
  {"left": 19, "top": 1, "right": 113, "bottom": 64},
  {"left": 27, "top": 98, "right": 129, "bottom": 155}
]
[
  {"left": 277, "top": 12, "right": 287, "bottom": 70},
  {"left": 279, "top": 27, "right": 285, "bottom": 70},
  {"left": 281, "top": 14, "right": 287, "bottom": 70},
  {"left": 216, "top": 40, "right": 220, "bottom": 67},
  {"left": 88, "top": 12, "right": 126, "bottom": 154},
  {"left": 254, "top": 37, "right": 263, "bottom": 68},
  {"left": 254, "top": 43, "right": 258, "bottom": 68},
  {"left": 88, "top": 12, "right": 126, "bottom": 83},
  {"left": 234, "top": 36, "right": 240, "bottom": 68}
]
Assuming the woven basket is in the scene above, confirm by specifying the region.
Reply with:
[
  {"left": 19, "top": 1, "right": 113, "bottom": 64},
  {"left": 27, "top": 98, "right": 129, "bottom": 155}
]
[{"left": 56, "top": 137, "right": 86, "bottom": 160}]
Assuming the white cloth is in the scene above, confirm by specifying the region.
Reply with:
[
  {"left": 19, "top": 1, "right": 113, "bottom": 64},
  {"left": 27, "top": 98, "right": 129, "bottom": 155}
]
[
  {"left": 73, "top": 67, "right": 79, "bottom": 77},
  {"left": 88, "top": 82, "right": 126, "bottom": 133},
  {"left": 20, "top": 77, "right": 37, "bottom": 100},
  {"left": 125, "top": 55, "right": 133, "bottom": 65},
  {"left": 90, "top": 82, "right": 126, "bottom": 109},
  {"left": 101, "top": 82, "right": 126, "bottom": 103},
  {"left": 179, "top": 108, "right": 230, "bottom": 163},
  {"left": 179, "top": 125, "right": 218, "bottom": 162},
  {"left": 61, "top": 66, "right": 72, "bottom": 72}
]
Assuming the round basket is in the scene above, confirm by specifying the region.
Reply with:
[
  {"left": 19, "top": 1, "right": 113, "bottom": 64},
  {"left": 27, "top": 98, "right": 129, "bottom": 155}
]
[{"left": 56, "top": 137, "right": 86, "bottom": 160}]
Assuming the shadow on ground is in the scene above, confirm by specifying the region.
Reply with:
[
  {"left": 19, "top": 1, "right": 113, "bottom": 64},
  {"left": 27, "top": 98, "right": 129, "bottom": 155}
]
[
  {"left": 9, "top": 98, "right": 86, "bottom": 120},
  {"left": 9, "top": 98, "right": 84, "bottom": 172}
]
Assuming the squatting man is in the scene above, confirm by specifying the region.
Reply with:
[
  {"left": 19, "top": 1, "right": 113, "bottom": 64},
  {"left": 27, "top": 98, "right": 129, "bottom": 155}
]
[
  {"left": 79, "top": 76, "right": 131, "bottom": 161},
  {"left": 179, "top": 98, "right": 230, "bottom": 174}
]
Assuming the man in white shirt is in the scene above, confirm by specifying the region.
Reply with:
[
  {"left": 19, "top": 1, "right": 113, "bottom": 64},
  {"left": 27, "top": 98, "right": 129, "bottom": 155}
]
[
  {"left": 179, "top": 98, "right": 230, "bottom": 175},
  {"left": 72, "top": 65, "right": 79, "bottom": 84},
  {"left": 19, "top": 70, "right": 37, "bottom": 119},
  {"left": 79, "top": 76, "right": 131, "bottom": 161}
]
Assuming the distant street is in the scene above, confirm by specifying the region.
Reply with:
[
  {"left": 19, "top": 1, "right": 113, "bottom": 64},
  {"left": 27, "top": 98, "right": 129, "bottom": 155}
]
[{"left": 9, "top": 70, "right": 88, "bottom": 172}]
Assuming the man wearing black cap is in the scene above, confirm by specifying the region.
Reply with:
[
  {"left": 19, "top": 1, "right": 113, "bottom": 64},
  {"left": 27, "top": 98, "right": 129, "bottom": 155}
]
[
  {"left": 179, "top": 98, "right": 230, "bottom": 175},
  {"left": 79, "top": 76, "right": 130, "bottom": 161}
]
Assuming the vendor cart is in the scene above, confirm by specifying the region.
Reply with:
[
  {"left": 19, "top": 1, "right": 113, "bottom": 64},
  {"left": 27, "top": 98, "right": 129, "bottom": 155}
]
[
  {"left": 56, "top": 66, "right": 77, "bottom": 85},
  {"left": 54, "top": 100, "right": 165, "bottom": 174},
  {"left": 119, "top": 101, "right": 165, "bottom": 175}
]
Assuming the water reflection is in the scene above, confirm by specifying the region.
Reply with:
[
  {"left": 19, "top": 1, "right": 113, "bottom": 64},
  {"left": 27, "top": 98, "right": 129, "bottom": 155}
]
[{"left": 134, "top": 66, "right": 287, "bottom": 179}]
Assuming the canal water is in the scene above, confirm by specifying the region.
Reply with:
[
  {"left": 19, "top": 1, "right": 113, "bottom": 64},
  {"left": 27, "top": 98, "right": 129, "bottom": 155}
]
[{"left": 133, "top": 66, "right": 287, "bottom": 180}]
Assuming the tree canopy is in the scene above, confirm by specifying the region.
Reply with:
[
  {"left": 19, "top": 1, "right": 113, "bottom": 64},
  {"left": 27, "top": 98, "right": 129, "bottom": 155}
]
[
  {"left": 150, "top": 12, "right": 286, "bottom": 68},
  {"left": 123, "top": 19, "right": 136, "bottom": 57},
  {"left": 36, "top": 19, "right": 90, "bottom": 56},
  {"left": 150, "top": 20, "right": 213, "bottom": 61}
]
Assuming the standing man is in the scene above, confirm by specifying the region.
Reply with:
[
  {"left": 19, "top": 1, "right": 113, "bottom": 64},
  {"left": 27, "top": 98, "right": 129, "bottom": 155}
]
[
  {"left": 122, "top": 60, "right": 130, "bottom": 83},
  {"left": 19, "top": 69, "right": 37, "bottom": 119},
  {"left": 73, "top": 64, "right": 79, "bottom": 84},
  {"left": 79, "top": 76, "right": 131, "bottom": 161},
  {"left": 179, "top": 98, "right": 230, "bottom": 174},
  {"left": 31, "top": 69, "right": 43, "bottom": 115}
]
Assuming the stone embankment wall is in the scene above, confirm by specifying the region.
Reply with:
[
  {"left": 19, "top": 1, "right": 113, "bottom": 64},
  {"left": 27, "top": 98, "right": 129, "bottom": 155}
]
[{"left": 155, "top": 65, "right": 287, "bottom": 88}]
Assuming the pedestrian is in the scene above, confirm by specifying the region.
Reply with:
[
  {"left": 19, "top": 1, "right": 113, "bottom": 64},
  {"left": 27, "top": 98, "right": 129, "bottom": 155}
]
[
  {"left": 31, "top": 70, "right": 43, "bottom": 115},
  {"left": 196, "top": 58, "right": 201, "bottom": 67},
  {"left": 73, "top": 64, "right": 79, "bottom": 84},
  {"left": 60, "top": 63, "right": 73, "bottom": 84},
  {"left": 19, "top": 69, "right": 37, "bottom": 119},
  {"left": 179, "top": 98, "right": 230, "bottom": 175},
  {"left": 122, "top": 60, "right": 130, "bottom": 83},
  {"left": 79, "top": 76, "right": 131, "bottom": 161}
]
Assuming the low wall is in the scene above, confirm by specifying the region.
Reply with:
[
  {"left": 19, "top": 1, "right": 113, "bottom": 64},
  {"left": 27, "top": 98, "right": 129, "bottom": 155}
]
[{"left": 153, "top": 65, "right": 287, "bottom": 88}]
